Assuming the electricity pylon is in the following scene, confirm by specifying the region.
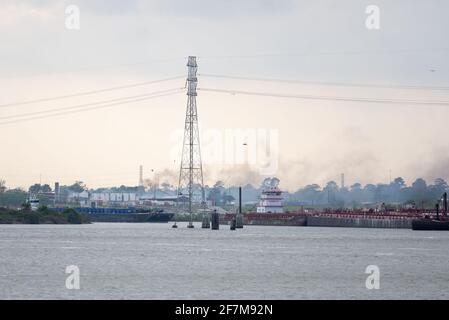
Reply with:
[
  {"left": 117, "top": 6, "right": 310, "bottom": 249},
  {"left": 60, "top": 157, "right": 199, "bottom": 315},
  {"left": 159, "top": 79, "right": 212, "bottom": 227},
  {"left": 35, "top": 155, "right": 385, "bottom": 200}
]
[{"left": 177, "top": 56, "right": 205, "bottom": 228}]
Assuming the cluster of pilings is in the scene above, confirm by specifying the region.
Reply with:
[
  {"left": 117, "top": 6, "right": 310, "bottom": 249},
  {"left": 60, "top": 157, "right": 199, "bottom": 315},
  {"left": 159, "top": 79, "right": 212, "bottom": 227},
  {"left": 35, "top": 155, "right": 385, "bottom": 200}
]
[
  {"left": 200, "top": 209, "right": 220, "bottom": 229},
  {"left": 201, "top": 187, "right": 244, "bottom": 231}
]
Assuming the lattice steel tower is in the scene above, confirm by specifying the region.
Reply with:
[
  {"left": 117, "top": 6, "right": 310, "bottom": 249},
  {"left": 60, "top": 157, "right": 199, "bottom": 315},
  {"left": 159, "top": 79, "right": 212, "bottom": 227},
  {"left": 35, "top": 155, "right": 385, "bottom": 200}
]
[{"left": 177, "top": 56, "right": 205, "bottom": 228}]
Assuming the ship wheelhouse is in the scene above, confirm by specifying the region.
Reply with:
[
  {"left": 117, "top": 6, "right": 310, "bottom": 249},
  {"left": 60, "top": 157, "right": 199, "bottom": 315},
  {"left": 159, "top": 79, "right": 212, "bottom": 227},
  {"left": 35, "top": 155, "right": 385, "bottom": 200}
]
[{"left": 256, "top": 187, "right": 284, "bottom": 213}]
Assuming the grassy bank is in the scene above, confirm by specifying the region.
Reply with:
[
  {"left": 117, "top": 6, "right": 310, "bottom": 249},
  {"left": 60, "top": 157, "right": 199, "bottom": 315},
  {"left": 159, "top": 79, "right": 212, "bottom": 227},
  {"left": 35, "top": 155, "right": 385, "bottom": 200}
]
[{"left": 0, "top": 206, "right": 90, "bottom": 224}]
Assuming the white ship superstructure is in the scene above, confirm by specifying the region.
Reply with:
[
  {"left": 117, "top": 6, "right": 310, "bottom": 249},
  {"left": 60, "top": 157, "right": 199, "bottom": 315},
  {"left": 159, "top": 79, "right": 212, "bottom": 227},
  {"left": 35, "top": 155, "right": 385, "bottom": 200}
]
[
  {"left": 28, "top": 194, "right": 40, "bottom": 211},
  {"left": 256, "top": 179, "right": 283, "bottom": 213}
]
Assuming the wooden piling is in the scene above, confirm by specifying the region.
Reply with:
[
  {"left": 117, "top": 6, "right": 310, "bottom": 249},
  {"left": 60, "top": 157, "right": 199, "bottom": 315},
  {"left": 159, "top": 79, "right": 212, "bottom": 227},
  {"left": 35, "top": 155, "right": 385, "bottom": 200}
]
[
  {"left": 230, "top": 218, "right": 236, "bottom": 230},
  {"left": 236, "top": 186, "right": 244, "bottom": 228},
  {"left": 211, "top": 210, "right": 219, "bottom": 230},
  {"left": 202, "top": 212, "right": 210, "bottom": 228}
]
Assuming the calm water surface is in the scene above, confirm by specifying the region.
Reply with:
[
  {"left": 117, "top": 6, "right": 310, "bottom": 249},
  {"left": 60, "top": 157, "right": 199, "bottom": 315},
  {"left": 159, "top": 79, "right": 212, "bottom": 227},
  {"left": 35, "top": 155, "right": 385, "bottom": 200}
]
[{"left": 1, "top": 222, "right": 449, "bottom": 299}]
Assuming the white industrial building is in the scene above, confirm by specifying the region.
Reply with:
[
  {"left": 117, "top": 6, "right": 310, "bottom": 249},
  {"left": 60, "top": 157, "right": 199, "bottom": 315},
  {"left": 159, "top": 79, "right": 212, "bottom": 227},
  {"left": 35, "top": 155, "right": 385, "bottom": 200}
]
[{"left": 90, "top": 192, "right": 138, "bottom": 203}]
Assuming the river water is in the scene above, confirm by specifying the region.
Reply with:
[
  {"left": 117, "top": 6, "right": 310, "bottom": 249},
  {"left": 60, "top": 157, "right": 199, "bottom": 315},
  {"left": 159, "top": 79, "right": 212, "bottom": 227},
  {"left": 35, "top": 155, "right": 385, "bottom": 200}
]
[{"left": 1, "top": 222, "right": 448, "bottom": 299}]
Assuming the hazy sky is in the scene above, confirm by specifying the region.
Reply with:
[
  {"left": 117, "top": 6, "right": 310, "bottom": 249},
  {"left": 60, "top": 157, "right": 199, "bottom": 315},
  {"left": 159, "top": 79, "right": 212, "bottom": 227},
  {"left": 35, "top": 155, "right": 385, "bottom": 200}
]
[{"left": 0, "top": 0, "right": 448, "bottom": 191}]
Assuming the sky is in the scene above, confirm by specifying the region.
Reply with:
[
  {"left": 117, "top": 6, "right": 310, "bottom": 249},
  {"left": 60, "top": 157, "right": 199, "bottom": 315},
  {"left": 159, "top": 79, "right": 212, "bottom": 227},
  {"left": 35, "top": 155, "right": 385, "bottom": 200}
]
[{"left": 0, "top": 0, "right": 448, "bottom": 191}]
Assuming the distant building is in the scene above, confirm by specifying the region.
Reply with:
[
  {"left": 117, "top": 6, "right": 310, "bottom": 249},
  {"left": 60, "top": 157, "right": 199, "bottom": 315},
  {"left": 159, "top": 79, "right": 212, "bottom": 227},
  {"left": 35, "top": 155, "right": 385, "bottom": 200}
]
[
  {"left": 139, "top": 191, "right": 178, "bottom": 206},
  {"left": 90, "top": 192, "right": 138, "bottom": 207},
  {"left": 66, "top": 190, "right": 90, "bottom": 206},
  {"left": 60, "top": 189, "right": 180, "bottom": 208},
  {"left": 91, "top": 192, "right": 137, "bottom": 202}
]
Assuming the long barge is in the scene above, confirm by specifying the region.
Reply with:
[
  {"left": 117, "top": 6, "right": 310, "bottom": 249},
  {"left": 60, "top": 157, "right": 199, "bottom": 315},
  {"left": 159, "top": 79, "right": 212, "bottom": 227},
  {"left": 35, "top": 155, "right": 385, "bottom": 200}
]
[
  {"left": 222, "top": 210, "right": 419, "bottom": 229},
  {"left": 221, "top": 180, "right": 423, "bottom": 229}
]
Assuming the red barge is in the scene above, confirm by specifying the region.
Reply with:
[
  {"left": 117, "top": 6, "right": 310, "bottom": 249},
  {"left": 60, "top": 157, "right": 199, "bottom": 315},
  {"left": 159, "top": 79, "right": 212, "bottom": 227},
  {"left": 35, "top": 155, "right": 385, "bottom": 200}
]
[
  {"left": 222, "top": 209, "right": 427, "bottom": 228},
  {"left": 221, "top": 180, "right": 442, "bottom": 229}
]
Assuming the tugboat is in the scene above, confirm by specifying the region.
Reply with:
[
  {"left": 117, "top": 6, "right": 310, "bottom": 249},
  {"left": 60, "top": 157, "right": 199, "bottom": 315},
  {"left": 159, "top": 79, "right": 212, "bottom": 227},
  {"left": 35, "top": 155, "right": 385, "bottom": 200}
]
[
  {"left": 256, "top": 178, "right": 283, "bottom": 213},
  {"left": 412, "top": 193, "right": 449, "bottom": 231}
]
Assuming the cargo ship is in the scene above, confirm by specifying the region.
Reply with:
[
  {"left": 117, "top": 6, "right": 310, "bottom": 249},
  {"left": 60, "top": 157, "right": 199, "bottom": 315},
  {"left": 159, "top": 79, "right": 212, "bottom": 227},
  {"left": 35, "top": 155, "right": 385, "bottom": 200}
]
[{"left": 53, "top": 207, "right": 174, "bottom": 223}]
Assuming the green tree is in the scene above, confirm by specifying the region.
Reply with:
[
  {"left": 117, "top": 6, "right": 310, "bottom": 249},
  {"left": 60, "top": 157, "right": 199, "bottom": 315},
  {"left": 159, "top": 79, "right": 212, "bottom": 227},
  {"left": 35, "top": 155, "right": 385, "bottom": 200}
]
[
  {"left": 410, "top": 178, "right": 429, "bottom": 205},
  {"left": 223, "top": 194, "right": 235, "bottom": 204},
  {"left": 41, "top": 184, "right": 52, "bottom": 193},
  {"left": 29, "top": 183, "right": 42, "bottom": 194},
  {"left": 323, "top": 181, "right": 338, "bottom": 205},
  {"left": 300, "top": 184, "right": 321, "bottom": 205},
  {"left": 0, "top": 189, "right": 27, "bottom": 208},
  {"left": 68, "top": 181, "right": 86, "bottom": 193},
  {"left": 207, "top": 181, "right": 226, "bottom": 205},
  {"left": 393, "top": 177, "right": 406, "bottom": 188},
  {"left": 434, "top": 178, "right": 448, "bottom": 193},
  {"left": 23, "top": 213, "right": 39, "bottom": 224},
  {"left": 64, "top": 209, "right": 82, "bottom": 224},
  {"left": 21, "top": 202, "right": 31, "bottom": 211}
]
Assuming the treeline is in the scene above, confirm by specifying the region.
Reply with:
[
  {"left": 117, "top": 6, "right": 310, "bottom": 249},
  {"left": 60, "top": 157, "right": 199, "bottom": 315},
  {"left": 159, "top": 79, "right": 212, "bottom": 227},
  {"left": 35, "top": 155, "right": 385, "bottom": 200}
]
[
  {"left": 287, "top": 177, "right": 448, "bottom": 208},
  {"left": 0, "top": 188, "right": 28, "bottom": 208},
  {"left": 207, "top": 177, "right": 449, "bottom": 209},
  {"left": 0, "top": 206, "right": 90, "bottom": 224},
  {"left": 1, "top": 177, "right": 448, "bottom": 209}
]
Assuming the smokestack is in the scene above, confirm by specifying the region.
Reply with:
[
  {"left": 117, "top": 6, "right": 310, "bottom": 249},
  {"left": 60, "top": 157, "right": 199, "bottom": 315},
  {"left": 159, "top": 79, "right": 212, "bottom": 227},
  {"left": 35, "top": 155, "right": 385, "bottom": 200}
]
[
  {"left": 139, "top": 165, "right": 143, "bottom": 186},
  {"left": 54, "top": 182, "right": 60, "bottom": 203}
]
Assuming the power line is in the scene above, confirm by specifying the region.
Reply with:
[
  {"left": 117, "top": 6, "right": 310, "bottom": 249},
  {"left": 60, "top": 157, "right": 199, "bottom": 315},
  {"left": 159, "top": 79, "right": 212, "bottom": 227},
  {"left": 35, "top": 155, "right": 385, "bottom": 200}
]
[
  {"left": 0, "top": 90, "right": 183, "bottom": 126},
  {"left": 0, "top": 56, "right": 187, "bottom": 79},
  {"left": 199, "top": 74, "right": 449, "bottom": 91},
  {"left": 0, "top": 88, "right": 183, "bottom": 121},
  {"left": 0, "top": 91, "right": 181, "bottom": 125},
  {"left": 0, "top": 75, "right": 184, "bottom": 109},
  {"left": 198, "top": 88, "right": 449, "bottom": 106},
  {"left": 197, "top": 47, "right": 449, "bottom": 60}
]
